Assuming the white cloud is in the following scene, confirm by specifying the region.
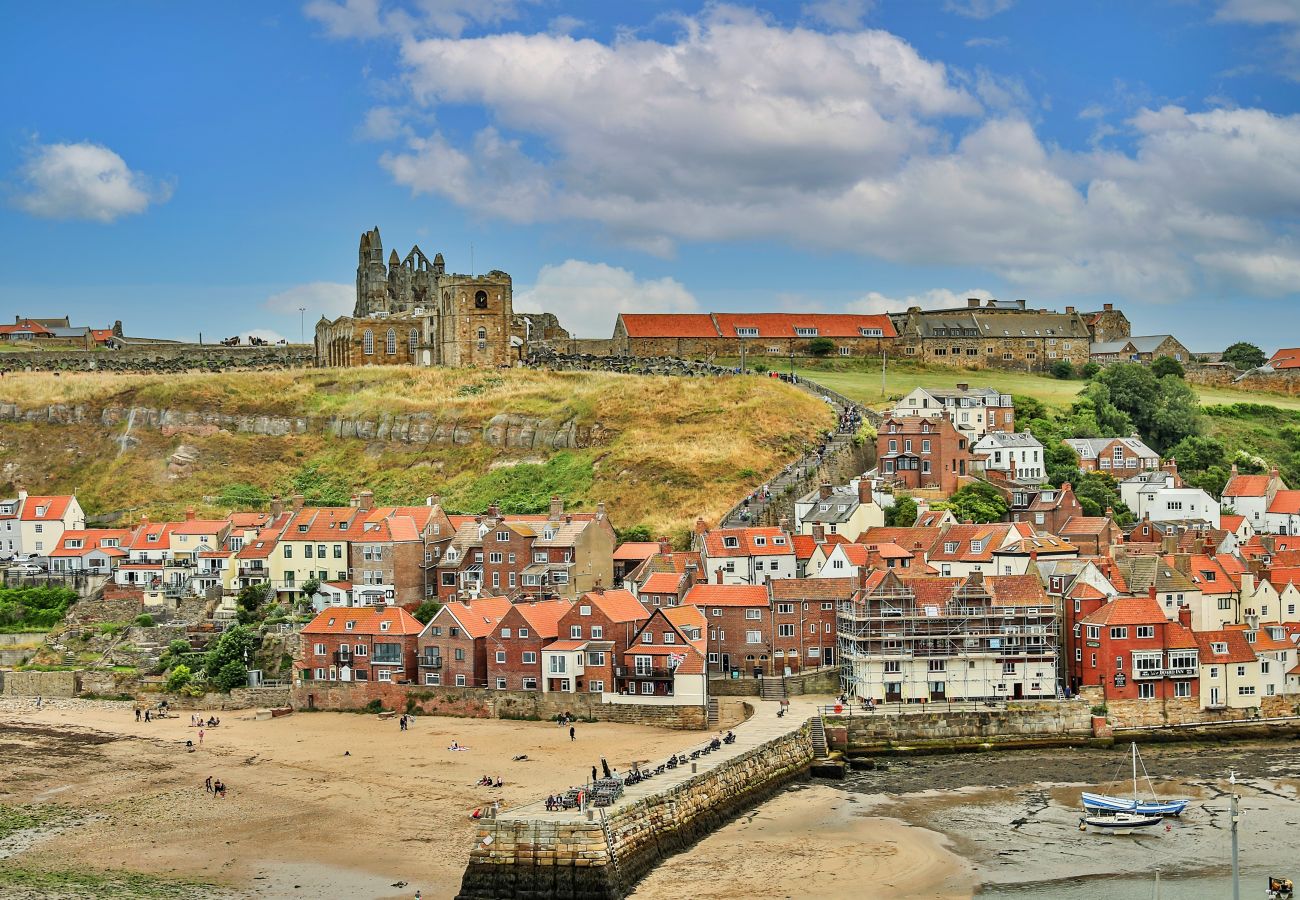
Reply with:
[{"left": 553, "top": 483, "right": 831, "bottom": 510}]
[
  {"left": 353, "top": 8, "right": 1300, "bottom": 304},
  {"left": 1196, "top": 248, "right": 1300, "bottom": 295},
  {"left": 357, "top": 106, "right": 413, "bottom": 140},
  {"left": 1214, "top": 0, "right": 1300, "bottom": 25},
  {"left": 11, "top": 141, "right": 171, "bottom": 223},
  {"left": 943, "top": 0, "right": 1016, "bottom": 19},
  {"left": 547, "top": 14, "right": 584, "bottom": 35},
  {"left": 802, "top": 0, "right": 875, "bottom": 29},
  {"left": 304, "top": 0, "right": 527, "bottom": 38},
  {"left": 964, "top": 36, "right": 1008, "bottom": 48},
  {"left": 1213, "top": 0, "right": 1300, "bottom": 76},
  {"left": 847, "top": 288, "right": 994, "bottom": 315},
  {"left": 264, "top": 282, "right": 355, "bottom": 318},
  {"left": 514, "top": 260, "right": 697, "bottom": 338}
]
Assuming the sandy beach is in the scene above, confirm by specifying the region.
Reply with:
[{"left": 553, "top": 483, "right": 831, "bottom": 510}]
[{"left": 0, "top": 697, "right": 703, "bottom": 898}]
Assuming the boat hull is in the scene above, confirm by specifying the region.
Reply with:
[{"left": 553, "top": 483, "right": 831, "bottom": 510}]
[
  {"left": 1080, "top": 812, "right": 1163, "bottom": 835},
  {"left": 1081, "top": 791, "right": 1188, "bottom": 816}
]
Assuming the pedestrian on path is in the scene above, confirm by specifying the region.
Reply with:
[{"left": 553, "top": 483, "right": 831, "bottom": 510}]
[
  {"left": 569, "top": 725, "right": 576, "bottom": 741},
  {"left": 199, "top": 728, "right": 205, "bottom": 745}
]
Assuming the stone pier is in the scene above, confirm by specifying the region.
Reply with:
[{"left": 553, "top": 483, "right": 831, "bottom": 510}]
[{"left": 455, "top": 700, "right": 821, "bottom": 899}]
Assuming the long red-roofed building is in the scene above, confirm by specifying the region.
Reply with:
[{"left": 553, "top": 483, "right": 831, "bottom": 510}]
[{"left": 612, "top": 312, "right": 896, "bottom": 358}]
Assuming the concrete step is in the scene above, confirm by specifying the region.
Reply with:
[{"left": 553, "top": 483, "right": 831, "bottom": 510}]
[
  {"left": 809, "top": 715, "right": 829, "bottom": 758},
  {"left": 706, "top": 698, "right": 719, "bottom": 727}
]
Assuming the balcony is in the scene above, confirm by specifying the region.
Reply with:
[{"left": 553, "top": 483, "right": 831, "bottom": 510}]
[
  {"left": 1165, "top": 666, "right": 1197, "bottom": 678},
  {"left": 1133, "top": 668, "right": 1164, "bottom": 680},
  {"left": 615, "top": 666, "right": 675, "bottom": 680},
  {"left": 418, "top": 656, "right": 443, "bottom": 669}
]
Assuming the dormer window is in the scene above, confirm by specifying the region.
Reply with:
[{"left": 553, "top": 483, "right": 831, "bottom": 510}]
[
  {"left": 723, "top": 537, "right": 740, "bottom": 549},
  {"left": 794, "top": 327, "right": 818, "bottom": 337},
  {"left": 773, "top": 536, "right": 785, "bottom": 545},
  {"left": 380, "top": 621, "right": 390, "bottom": 631},
  {"left": 1211, "top": 642, "right": 1227, "bottom": 655},
  {"left": 754, "top": 536, "right": 766, "bottom": 547},
  {"left": 736, "top": 327, "right": 759, "bottom": 337},
  {"left": 345, "top": 621, "right": 356, "bottom": 631},
  {"left": 971, "top": 540, "right": 983, "bottom": 553},
  {"left": 944, "top": 541, "right": 958, "bottom": 553},
  {"left": 1244, "top": 631, "right": 1256, "bottom": 643}
]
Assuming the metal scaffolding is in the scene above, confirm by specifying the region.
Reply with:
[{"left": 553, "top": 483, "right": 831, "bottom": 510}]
[{"left": 837, "top": 576, "right": 1060, "bottom": 702}]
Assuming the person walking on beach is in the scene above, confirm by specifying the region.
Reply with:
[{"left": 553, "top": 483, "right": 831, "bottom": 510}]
[
  {"left": 135, "top": 707, "right": 141, "bottom": 722},
  {"left": 205, "top": 775, "right": 213, "bottom": 793},
  {"left": 199, "top": 728, "right": 205, "bottom": 746},
  {"left": 569, "top": 725, "right": 575, "bottom": 741}
]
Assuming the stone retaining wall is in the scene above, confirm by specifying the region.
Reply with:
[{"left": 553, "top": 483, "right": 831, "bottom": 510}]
[
  {"left": 0, "top": 344, "right": 313, "bottom": 373},
  {"left": 710, "top": 667, "right": 839, "bottom": 697},
  {"left": 1080, "top": 685, "right": 1300, "bottom": 728},
  {"left": 293, "top": 681, "right": 709, "bottom": 730},
  {"left": 1, "top": 670, "right": 78, "bottom": 697},
  {"left": 456, "top": 724, "right": 814, "bottom": 899},
  {"left": 829, "top": 700, "right": 1094, "bottom": 753},
  {"left": 0, "top": 403, "right": 596, "bottom": 451}
]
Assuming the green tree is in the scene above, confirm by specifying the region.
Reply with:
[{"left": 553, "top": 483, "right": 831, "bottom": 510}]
[
  {"left": 1091, "top": 363, "right": 1201, "bottom": 452},
  {"left": 205, "top": 625, "right": 258, "bottom": 684},
  {"left": 1221, "top": 341, "right": 1266, "bottom": 371},
  {"left": 1151, "top": 355, "right": 1185, "bottom": 379},
  {"left": 165, "top": 664, "right": 193, "bottom": 692},
  {"left": 301, "top": 577, "right": 321, "bottom": 598},
  {"left": 235, "top": 583, "right": 271, "bottom": 626},
  {"left": 1080, "top": 361, "right": 1101, "bottom": 379},
  {"left": 213, "top": 658, "right": 250, "bottom": 692},
  {"left": 1050, "top": 359, "right": 1075, "bottom": 379},
  {"left": 808, "top": 337, "right": 835, "bottom": 357},
  {"left": 1070, "top": 472, "right": 1132, "bottom": 524},
  {"left": 1184, "top": 465, "right": 1231, "bottom": 497},
  {"left": 885, "top": 495, "right": 918, "bottom": 527},
  {"left": 1166, "top": 435, "right": 1227, "bottom": 473},
  {"left": 413, "top": 600, "right": 441, "bottom": 624},
  {"left": 942, "top": 481, "right": 1009, "bottom": 524},
  {"left": 1146, "top": 376, "right": 1202, "bottom": 453},
  {"left": 616, "top": 524, "right": 653, "bottom": 543},
  {"left": 1012, "top": 394, "right": 1048, "bottom": 424}
]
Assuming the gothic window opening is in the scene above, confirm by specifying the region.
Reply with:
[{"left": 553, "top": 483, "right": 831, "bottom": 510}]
[
  {"left": 409, "top": 329, "right": 419, "bottom": 355},
  {"left": 386, "top": 328, "right": 397, "bottom": 354},
  {"left": 363, "top": 330, "right": 374, "bottom": 355}
]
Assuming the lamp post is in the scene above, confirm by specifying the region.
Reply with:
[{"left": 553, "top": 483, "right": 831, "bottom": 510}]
[{"left": 298, "top": 307, "right": 306, "bottom": 345}]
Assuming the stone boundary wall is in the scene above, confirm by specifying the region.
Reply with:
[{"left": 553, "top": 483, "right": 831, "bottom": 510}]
[
  {"left": 1080, "top": 686, "right": 1300, "bottom": 728},
  {"left": 456, "top": 724, "right": 813, "bottom": 899},
  {"left": 1, "top": 670, "right": 78, "bottom": 697},
  {"left": 292, "top": 680, "right": 709, "bottom": 730},
  {"left": 0, "top": 403, "right": 597, "bottom": 451},
  {"left": 710, "top": 667, "right": 840, "bottom": 697},
  {"left": 526, "top": 349, "right": 736, "bottom": 377},
  {"left": 0, "top": 344, "right": 313, "bottom": 373},
  {"left": 828, "top": 700, "right": 1094, "bottom": 753}
]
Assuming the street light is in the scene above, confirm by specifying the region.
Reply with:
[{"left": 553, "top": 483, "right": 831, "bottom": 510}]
[{"left": 299, "top": 307, "right": 306, "bottom": 345}]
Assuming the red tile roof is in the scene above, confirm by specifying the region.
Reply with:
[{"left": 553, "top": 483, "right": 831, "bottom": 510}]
[
  {"left": 702, "top": 526, "right": 794, "bottom": 558},
  {"left": 1080, "top": 596, "right": 1166, "bottom": 626},
  {"left": 20, "top": 495, "right": 74, "bottom": 521},
  {"left": 619, "top": 313, "right": 720, "bottom": 338},
  {"left": 639, "top": 571, "right": 684, "bottom": 595},
  {"left": 440, "top": 597, "right": 512, "bottom": 639},
  {"left": 613, "top": 542, "right": 662, "bottom": 562},
  {"left": 49, "top": 529, "right": 132, "bottom": 558},
  {"left": 683, "top": 584, "right": 769, "bottom": 607},
  {"left": 1267, "top": 490, "right": 1300, "bottom": 515},
  {"left": 770, "top": 577, "right": 855, "bottom": 600},
  {"left": 584, "top": 589, "right": 650, "bottom": 624},
  {"left": 928, "top": 524, "right": 1012, "bottom": 562},
  {"left": 511, "top": 600, "right": 573, "bottom": 639},
  {"left": 857, "top": 526, "right": 944, "bottom": 553},
  {"left": 712, "top": 313, "right": 897, "bottom": 339},
  {"left": 302, "top": 605, "right": 423, "bottom": 636},
  {"left": 545, "top": 640, "right": 590, "bottom": 652},
  {"left": 170, "top": 519, "right": 229, "bottom": 536},
  {"left": 1268, "top": 347, "right": 1300, "bottom": 370},
  {"left": 0, "top": 320, "right": 53, "bottom": 336},
  {"left": 1223, "top": 474, "right": 1272, "bottom": 498},
  {"left": 1220, "top": 514, "right": 1246, "bottom": 533},
  {"left": 1193, "top": 629, "right": 1257, "bottom": 664}
]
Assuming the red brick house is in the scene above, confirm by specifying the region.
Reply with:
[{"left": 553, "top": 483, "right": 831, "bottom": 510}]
[
  {"left": 300, "top": 603, "right": 424, "bottom": 684},
  {"left": 614, "top": 606, "right": 709, "bottom": 701},
  {"left": 683, "top": 583, "right": 771, "bottom": 676},
  {"left": 769, "top": 577, "right": 851, "bottom": 671},
  {"left": 484, "top": 600, "right": 572, "bottom": 691},
  {"left": 613, "top": 540, "right": 665, "bottom": 585},
  {"left": 418, "top": 596, "right": 512, "bottom": 687},
  {"left": 543, "top": 588, "right": 651, "bottom": 695},
  {"left": 876, "top": 413, "right": 974, "bottom": 495},
  {"left": 1076, "top": 597, "right": 1198, "bottom": 702}
]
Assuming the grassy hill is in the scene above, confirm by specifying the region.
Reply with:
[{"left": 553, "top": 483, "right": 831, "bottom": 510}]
[{"left": 0, "top": 368, "right": 834, "bottom": 540}]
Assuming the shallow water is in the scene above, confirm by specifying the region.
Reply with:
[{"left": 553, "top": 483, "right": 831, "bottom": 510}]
[{"left": 980, "top": 870, "right": 1273, "bottom": 898}]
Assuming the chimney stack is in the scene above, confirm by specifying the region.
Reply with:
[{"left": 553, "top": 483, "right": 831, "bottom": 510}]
[
  {"left": 956, "top": 382, "right": 969, "bottom": 391},
  {"left": 595, "top": 501, "right": 607, "bottom": 520},
  {"left": 358, "top": 490, "right": 374, "bottom": 511},
  {"left": 1103, "top": 303, "right": 1113, "bottom": 311},
  {"left": 695, "top": 517, "right": 708, "bottom": 535},
  {"left": 658, "top": 536, "right": 672, "bottom": 555},
  {"left": 684, "top": 563, "right": 698, "bottom": 588},
  {"left": 292, "top": 493, "right": 305, "bottom": 511},
  {"left": 819, "top": 482, "right": 833, "bottom": 500},
  {"left": 967, "top": 298, "right": 981, "bottom": 308},
  {"left": 858, "top": 478, "right": 872, "bottom": 504},
  {"left": 812, "top": 523, "right": 826, "bottom": 543},
  {"left": 1177, "top": 605, "right": 1192, "bottom": 628},
  {"left": 185, "top": 507, "right": 196, "bottom": 521},
  {"left": 778, "top": 516, "right": 791, "bottom": 532},
  {"left": 1065, "top": 306, "right": 1075, "bottom": 314},
  {"left": 427, "top": 493, "right": 442, "bottom": 508},
  {"left": 715, "top": 567, "right": 724, "bottom": 585},
  {"left": 549, "top": 495, "right": 564, "bottom": 520}
]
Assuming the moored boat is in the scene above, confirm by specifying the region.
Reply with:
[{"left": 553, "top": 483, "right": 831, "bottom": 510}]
[
  {"left": 1079, "top": 810, "right": 1163, "bottom": 834},
  {"left": 1081, "top": 791, "right": 1188, "bottom": 817}
]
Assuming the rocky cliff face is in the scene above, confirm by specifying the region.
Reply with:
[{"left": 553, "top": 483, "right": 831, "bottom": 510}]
[{"left": 0, "top": 403, "right": 598, "bottom": 450}]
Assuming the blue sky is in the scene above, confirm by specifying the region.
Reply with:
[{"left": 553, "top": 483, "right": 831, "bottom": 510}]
[{"left": 2, "top": 0, "right": 1299, "bottom": 349}]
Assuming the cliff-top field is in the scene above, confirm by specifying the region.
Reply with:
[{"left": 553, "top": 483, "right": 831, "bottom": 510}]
[{"left": 0, "top": 368, "right": 833, "bottom": 538}]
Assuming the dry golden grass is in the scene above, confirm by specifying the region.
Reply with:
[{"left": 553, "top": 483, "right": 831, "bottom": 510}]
[{"left": 0, "top": 368, "right": 833, "bottom": 536}]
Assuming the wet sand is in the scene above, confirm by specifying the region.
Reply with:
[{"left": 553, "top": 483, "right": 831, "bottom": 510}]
[
  {"left": 634, "top": 782, "right": 975, "bottom": 899},
  {"left": 0, "top": 697, "right": 698, "bottom": 897},
  {"left": 635, "top": 742, "right": 1300, "bottom": 899}
]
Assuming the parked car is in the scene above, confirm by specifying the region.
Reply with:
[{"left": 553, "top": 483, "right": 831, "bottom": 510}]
[{"left": 8, "top": 564, "right": 45, "bottom": 576}]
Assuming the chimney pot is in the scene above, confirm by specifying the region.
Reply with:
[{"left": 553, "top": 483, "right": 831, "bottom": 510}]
[
  {"left": 658, "top": 536, "right": 672, "bottom": 554},
  {"left": 967, "top": 298, "right": 981, "bottom": 308},
  {"left": 549, "top": 495, "right": 564, "bottom": 520},
  {"left": 292, "top": 493, "right": 305, "bottom": 511},
  {"left": 1065, "top": 306, "right": 1075, "bottom": 314},
  {"left": 1103, "top": 303, "right": 1113, "bottom": 311},
  {"left": 270, "top": 496, "right": 284, "bottom": 518},
  {"left": 185, "top": 507, "right": 195, "bottom": 521}
]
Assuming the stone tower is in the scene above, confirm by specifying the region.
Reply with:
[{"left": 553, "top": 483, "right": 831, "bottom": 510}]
[{"left": 355, "top": 227, "right": 389, "bottom": 317}]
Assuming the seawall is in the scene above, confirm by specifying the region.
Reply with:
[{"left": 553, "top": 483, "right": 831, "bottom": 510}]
[
  {"left": 828, "top": 701, "right": 1096, "bottom": 755},
  {"left": 455, "top": 723, "right": 814, "bottom": 899}
]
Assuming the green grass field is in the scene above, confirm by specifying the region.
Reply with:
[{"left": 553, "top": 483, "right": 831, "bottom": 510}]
[{"left": 769, "top": 358, "right": 1300, "bottom": 413}]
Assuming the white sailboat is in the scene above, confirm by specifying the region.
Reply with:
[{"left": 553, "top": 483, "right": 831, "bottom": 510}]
[
  {"left": 1082, "top": 741, "right": 1188, "bottom": 816},
  {"left": 1080, "top": 743, "right": 1164, "bottom": 835}
]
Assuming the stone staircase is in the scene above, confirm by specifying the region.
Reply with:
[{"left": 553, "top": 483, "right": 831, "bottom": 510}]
[
  {"left": 809, "top": 715, "right": 829, "bottom": 758},
  {"left": 759, "top": 675, "right": 787, "bottom": 702},
  {"left": 707, "top": 698, "right": 719, "bottom": 727}
]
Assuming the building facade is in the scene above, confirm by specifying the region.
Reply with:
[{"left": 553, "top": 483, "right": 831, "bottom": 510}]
[{"left": 889, "top": 299, "right": 1093, "bottom": 370}]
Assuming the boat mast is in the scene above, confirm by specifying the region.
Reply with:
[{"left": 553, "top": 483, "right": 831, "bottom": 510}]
[
  {"left": 1132, "top": 742, "right": 1139, "bottom": 805},
  {"left": 1230, "top": 770, "right": 1240, "bottom": 900}
]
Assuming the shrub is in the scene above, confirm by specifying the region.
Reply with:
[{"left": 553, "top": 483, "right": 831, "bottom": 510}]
[
  {"left": 364, "top": 698, "right": 384, "bottom": 714},
  {"left": 165, "top": 664, "right": 193, "bottom": 692},
  {"left": 212, "top": 659, "right": 249, "bottom": 692},
  {"left": 1151, "top": 356, "right": 1185, "bottom": 379},
  {"left": 1090, "top": 704, "right": 1108, "bottom": 717},
  {"left": 97, "top": 622, "right": 127, "bottom": 637},
  {"left": 1050, "top": 360, "right": 1075, "bottom": 379},
  {"left": 133, "top": 614, "right": 154, "bottom": 628},
  {"left": 808, "top": 337, "right": 835, "bottom": 357},
  {"left": 413, "top": 600, "right": 441, "bottom": 625},
  {"left": 1080, "top": 361, "right": 1101, "bottom": 379}
]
